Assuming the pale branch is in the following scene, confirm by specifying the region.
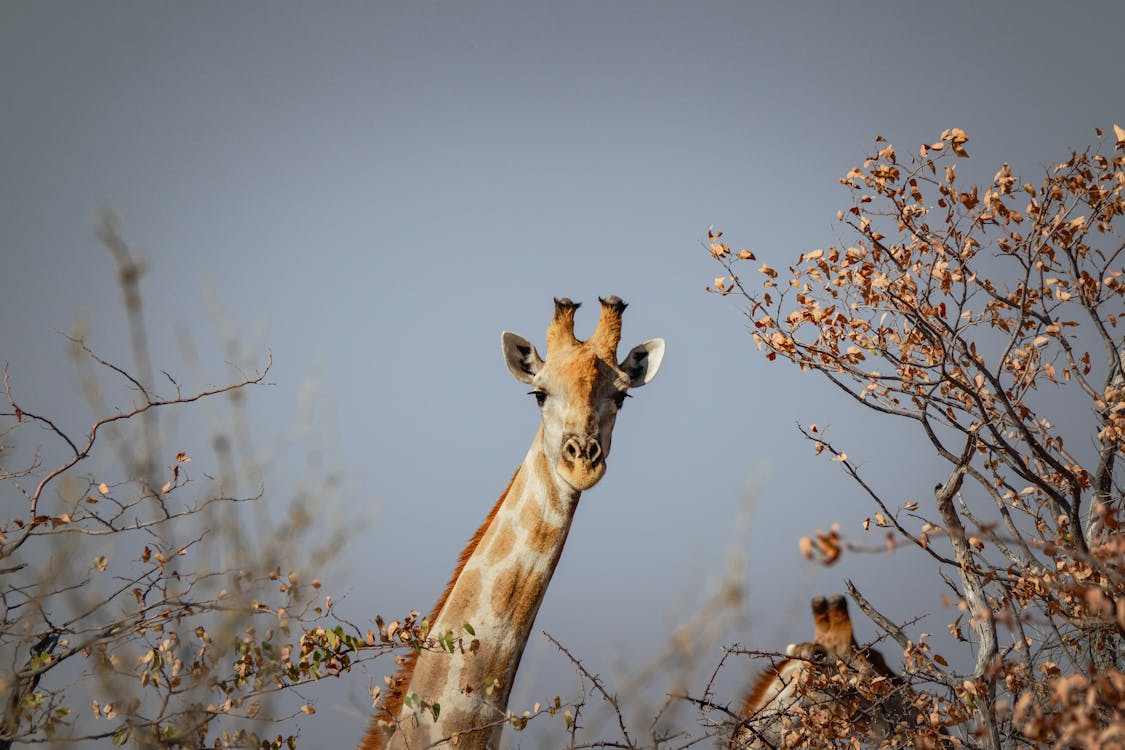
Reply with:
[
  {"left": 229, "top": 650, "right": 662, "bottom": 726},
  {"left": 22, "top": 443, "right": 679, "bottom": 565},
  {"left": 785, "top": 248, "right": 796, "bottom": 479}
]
[
  {"left": 933, "top": 437, "right": 1000, "bottom": 750},
  {"left": 1089, "top": 339, "right": 1125, "bottom": 539}
]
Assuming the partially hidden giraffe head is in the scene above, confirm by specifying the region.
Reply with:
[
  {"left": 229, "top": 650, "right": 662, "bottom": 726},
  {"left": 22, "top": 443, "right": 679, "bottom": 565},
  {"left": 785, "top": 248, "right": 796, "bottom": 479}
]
[
  {"left": 738, "top": 641, "right": 830, "bottom": 724},
  {"left": 811, "top": 594, "right": 899, "bottom": 679},
  {"left": 501, "top": 296, "right": 664, "bottom": 491}
]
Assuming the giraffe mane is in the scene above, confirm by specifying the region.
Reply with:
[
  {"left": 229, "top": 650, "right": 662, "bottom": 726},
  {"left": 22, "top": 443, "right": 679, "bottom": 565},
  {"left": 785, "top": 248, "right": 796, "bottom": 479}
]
[
  {"left": 740, "top": 643, "right": 829, "bottom": 719},
  {"left": 364, "top": 468, "right": 519, "bottom": 745},
  {"left": 740, "top": 655, "right": 799, "bottom": 718},
  {"left": 741, "top": 663, "right": 784, "bottom": 718}
]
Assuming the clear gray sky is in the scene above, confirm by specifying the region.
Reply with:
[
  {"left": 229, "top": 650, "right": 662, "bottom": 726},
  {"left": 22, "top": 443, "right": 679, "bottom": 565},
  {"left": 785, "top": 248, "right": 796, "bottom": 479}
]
[{"left": 3, "top": 2, "right": 1123, "bottom": 746}]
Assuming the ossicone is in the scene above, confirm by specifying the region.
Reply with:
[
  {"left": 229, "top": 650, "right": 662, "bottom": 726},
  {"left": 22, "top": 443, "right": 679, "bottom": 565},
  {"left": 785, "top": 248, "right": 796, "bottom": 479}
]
[
  {"left": 546, "top": 297, "right": 581, "bottom": 353},
  {"left": 589, "top": 294, "right": 627, "bottom": 359}
]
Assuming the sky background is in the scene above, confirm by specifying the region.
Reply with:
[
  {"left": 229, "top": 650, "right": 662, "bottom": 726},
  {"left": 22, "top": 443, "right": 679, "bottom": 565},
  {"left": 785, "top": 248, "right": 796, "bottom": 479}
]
[{"left": 3, "top": 2, "right": 1123, "bottom": 747}]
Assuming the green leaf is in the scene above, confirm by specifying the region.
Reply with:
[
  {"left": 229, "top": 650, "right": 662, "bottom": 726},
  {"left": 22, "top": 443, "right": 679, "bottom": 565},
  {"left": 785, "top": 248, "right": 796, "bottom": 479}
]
[{"left": 462, "top": 623, "right": 475, "bottom": 636}]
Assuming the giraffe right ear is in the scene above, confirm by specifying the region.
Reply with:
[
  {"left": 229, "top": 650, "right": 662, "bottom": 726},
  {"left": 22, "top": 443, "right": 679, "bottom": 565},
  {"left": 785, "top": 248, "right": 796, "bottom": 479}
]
[
  {"left": 620, "top": 338, "right": 665, "bottom": 387},
  {"left": 501, "top": 332, "right": 544, "bottom": 384}
]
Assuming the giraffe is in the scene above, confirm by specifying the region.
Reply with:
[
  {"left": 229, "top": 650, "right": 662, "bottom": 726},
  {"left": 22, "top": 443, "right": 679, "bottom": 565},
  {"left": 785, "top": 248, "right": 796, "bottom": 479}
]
[
  {"left": 729, "top": 640, "right": 835, "bottom": 749},
  {"left": 731, "top": 595, "right": 944, "bottom": 749},
  {"left": 811, "top": 595, "right": 948, "bottom": 746},
  {"left": 360, "top": 296, "right": 664, "bottom": 750},
  {"left": 810, "top": 595, "right": 901, "bottom": 687}
]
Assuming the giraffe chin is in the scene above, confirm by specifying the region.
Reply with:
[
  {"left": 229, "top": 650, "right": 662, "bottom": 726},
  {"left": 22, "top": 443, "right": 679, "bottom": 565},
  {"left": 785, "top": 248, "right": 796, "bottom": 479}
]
[{"left": 557, "top": 461, "right": 606, "bottom": 491}]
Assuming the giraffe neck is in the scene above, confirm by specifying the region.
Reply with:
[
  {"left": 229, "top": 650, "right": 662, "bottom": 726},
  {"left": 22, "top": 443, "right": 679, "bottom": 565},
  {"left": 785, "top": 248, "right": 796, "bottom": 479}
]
[{"left": 362, "top": 426, "right": 581, "bottom": 750}]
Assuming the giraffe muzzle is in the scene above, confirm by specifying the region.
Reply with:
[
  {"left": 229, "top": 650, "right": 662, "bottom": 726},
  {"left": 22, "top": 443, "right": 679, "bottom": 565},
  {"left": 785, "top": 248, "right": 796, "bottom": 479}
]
[
  {"left": 563, "top": 435, "right": 602, "bottom": 464},
  {"left": 559, "top": 434, "right": 606, "bottom": 490}
]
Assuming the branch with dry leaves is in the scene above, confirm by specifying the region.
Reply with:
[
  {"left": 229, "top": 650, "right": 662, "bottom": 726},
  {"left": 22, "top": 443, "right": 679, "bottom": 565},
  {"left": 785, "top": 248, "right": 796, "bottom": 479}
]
[
  {"left": 708, "top": 126, "right": 1125, "bottom": 749},
  {"left": 0, "top": 215, "right": 386, "bottom": 749}
]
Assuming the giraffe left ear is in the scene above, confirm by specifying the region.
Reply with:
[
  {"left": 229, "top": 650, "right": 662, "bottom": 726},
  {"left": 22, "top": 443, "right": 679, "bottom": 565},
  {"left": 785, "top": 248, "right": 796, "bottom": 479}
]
[
  {"left": 501, "top": 331, "right": 544, "bottom": 384},
  {"left": 620, "top": 338, "right": 665, "bottom": 387}
]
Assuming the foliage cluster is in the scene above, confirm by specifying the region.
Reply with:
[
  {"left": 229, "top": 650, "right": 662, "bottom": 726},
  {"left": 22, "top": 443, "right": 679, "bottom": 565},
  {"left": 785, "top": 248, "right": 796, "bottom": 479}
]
[
  {"left": 709, "top": 126, "right": 1125, "bottom": 748},
  {"left": 0, "top": 218, "right": 376, "bottom": 749}
]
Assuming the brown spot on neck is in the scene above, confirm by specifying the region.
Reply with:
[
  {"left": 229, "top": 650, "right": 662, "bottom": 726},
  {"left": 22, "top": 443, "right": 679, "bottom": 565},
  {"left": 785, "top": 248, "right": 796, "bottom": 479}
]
[
  {"left": 483, "top": 562, "right": 551, "bottom": 704},
  {"left": 489, "top": 564, "right": 548, "bottom": 625},
  {"left": 486, "top": 521, "right": 516, "bottom": 563}
]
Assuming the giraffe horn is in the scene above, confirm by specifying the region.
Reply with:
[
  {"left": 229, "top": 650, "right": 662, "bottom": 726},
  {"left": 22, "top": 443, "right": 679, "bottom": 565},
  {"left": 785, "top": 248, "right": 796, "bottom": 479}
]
[
  {"left": 589, "top": 295, "right": 627, "bottom": 359},
  {"left": 811, "top": 596, "right": 831, "bottom": 643},
  {"left": 827, "top": 595, "right": 856, "bottom": 649},
  {"left": 546, "top": 297, "right": 581, "bottom": 354}
]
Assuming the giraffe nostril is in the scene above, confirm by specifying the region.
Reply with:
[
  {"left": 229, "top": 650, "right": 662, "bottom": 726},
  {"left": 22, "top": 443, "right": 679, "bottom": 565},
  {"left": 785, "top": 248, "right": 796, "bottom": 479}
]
[
  {"left": 564, "top": 439, "right": 581, "bottom": 460},
  {"left": 587, "top": 440, "right": 601, "bottom": 464}
]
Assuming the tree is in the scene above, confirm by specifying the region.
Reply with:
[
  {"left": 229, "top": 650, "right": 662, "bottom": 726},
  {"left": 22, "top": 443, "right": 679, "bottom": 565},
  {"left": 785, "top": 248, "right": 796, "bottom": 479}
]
[
  {"left": 708, "top": 127, "right": 1125, "bottom": 748},
  {"left": 0, "top": 216, "right": 378, "bottom": 748}
]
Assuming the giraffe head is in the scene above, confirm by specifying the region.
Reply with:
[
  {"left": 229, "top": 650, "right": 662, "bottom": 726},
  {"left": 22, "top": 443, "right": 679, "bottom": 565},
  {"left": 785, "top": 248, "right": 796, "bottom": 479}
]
[
  {"left": 501, "top": 296, "right": 664, "bottom": 491},
  {"left": 811, "top": 594, "right": 899, "bottom": 679}
]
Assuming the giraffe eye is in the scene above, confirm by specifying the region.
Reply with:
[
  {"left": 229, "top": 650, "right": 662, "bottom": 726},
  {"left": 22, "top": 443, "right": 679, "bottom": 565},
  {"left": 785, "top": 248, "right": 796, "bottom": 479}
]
[
  {"left": 613, "top": 391, "right": 631, "bottom": 409},
  {"left": 529, "top": 390, "right": 547, "bottom": 407}
]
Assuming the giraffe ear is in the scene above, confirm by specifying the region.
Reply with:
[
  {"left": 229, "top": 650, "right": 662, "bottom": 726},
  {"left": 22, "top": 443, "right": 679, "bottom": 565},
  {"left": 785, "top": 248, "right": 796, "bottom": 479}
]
[
  {"left": 501, "top": 332, "right": 544, "bottom": 384},
  {"left": 620, "top": 338, "right": 665, "bottom": 387}
]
